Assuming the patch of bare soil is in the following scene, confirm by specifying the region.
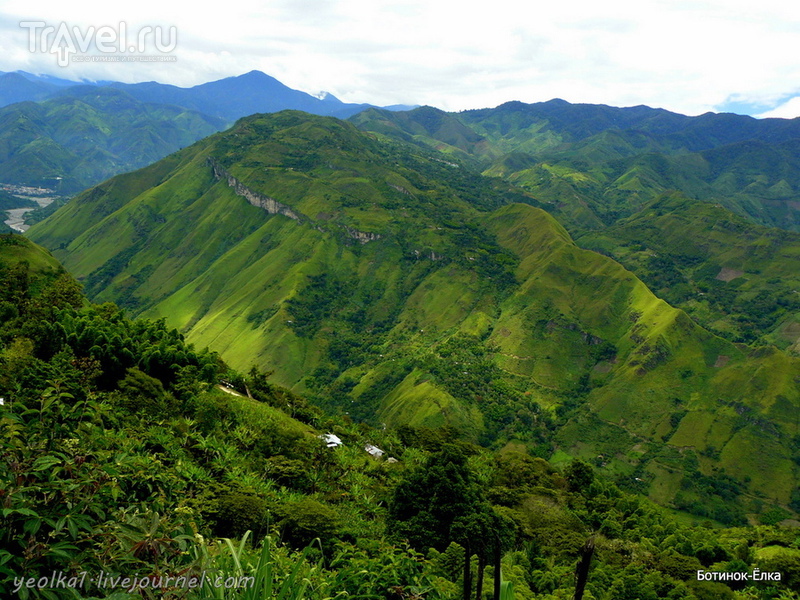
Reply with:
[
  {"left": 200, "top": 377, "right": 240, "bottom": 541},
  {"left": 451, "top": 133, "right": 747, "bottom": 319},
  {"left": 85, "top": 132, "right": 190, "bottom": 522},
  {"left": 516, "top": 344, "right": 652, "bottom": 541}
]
[{"left": 715, "top": 267, "right": 744, "bottom": 282}]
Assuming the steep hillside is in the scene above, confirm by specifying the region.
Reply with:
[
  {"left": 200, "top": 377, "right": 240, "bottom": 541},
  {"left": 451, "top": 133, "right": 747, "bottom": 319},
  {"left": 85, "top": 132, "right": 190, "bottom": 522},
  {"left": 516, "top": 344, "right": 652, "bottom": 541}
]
[
  {"left": 579, "top": 193, "right": 800, "bottom": 347},
  {"left": 486, "top": 204, "right": 800, "bottom": 517},
  {"left": 8, "top": 237, "right": 800, "bottom": 600},
  {"left": 352, "top": 103, "right": 800, "bottom": 232},
  {"left": 27, "top": 111, "right": 800, "bottom": 520},
  {"left": 0, "top": 87, "right": 226, "bottom": 193},
  {"left": 0, "top": 232, "right": 68, "bottom": 289}
]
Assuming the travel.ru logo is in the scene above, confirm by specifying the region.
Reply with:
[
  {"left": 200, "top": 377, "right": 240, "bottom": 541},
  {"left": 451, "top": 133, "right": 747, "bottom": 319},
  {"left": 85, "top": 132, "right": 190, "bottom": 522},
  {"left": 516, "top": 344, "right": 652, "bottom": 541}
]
[{"left": 20, "top": 21, "right": 177, "bottom": 67}]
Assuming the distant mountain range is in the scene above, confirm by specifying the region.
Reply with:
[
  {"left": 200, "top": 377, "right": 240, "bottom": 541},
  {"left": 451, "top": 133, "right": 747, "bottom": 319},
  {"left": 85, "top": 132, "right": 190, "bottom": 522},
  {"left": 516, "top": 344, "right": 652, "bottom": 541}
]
[
  {"left": 0, "top": 70, "right": 416, "bottom": 194},
  {"left": 352, "top": 101, "right": 800, "bottom": 231},
  {"left": 0, "top": 69, "right": 416, "bottom": 120},
  {"left": 0, "top": 87, "right": 226, "bottom": 193},
  {"left": 0, "top": 71, "right": 79, "bottom": 106}
]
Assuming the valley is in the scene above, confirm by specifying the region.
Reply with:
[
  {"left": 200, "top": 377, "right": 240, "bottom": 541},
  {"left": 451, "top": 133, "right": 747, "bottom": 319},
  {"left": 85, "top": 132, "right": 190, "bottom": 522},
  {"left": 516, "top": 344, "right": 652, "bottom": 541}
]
[
  {"left": 24, "top": 109, "right": 800, "bottom": 526},
  {"left": 3, "top": 195, "right": 58, "bottom": 233},
  {"left": 0, "top": 183, "right": 59, "bottom": 232},
  {"left": 3, "top": 74, "right": 800, "bottom": 599}
]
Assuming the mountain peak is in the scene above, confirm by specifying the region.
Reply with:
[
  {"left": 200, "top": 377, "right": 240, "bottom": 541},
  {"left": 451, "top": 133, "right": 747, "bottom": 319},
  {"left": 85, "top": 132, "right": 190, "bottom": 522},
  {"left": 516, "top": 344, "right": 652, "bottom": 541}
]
[
  {"left": 234, "top": 70, "right": 281, "bottom": 83},
  {"left": 240, "top": 69, "right": 271, "bottom": 78},
  {"left": 313, "top": 91, "right": 341, "bottom": 103}
]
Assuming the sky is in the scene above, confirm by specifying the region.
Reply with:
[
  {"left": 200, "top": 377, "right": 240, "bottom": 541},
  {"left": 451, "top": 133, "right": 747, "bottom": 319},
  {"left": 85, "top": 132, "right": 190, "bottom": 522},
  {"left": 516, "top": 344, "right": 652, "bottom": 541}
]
[{"left": 1, "top": 0, "right": 799, "bottom": 117}]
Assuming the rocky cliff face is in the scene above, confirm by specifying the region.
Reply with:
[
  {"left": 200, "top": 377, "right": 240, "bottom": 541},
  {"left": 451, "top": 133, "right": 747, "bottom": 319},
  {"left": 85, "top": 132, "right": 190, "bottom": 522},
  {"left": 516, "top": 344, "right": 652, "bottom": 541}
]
[
  {"left": 343, "top": 226, "right": 381, "bottom": 244},
  {"left": 209, "top": 157, "right": 381, "bottom": 244},
  {"left": 209, "top": 158, "right": 303, "bottom": 222}
]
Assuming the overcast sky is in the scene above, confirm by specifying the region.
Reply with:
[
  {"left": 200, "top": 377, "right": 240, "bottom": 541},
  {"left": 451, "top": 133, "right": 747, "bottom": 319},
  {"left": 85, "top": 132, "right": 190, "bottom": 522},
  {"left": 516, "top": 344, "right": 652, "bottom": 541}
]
[{"left": 1, "top": 0, "right": 799, "bottom": 117}]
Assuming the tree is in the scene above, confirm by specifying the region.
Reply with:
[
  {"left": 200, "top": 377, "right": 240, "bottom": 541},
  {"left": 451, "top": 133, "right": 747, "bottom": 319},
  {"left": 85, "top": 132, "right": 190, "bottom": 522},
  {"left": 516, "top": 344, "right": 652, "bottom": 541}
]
[
  {"left": 565, "top": 459, "right": 594, "bottom": 493},
  {"left": 388, "top": 443, "right": 489, "bottom": 552}
]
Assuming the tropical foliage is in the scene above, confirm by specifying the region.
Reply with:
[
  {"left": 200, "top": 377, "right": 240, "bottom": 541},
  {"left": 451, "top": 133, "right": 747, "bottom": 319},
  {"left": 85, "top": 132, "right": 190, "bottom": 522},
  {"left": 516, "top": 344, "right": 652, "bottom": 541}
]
[
  {"left": 25, "top": 112, "right": 800, "bottom": 523},
  {"left": 2, "top": 237, "right": 800, "bottom": 599}
]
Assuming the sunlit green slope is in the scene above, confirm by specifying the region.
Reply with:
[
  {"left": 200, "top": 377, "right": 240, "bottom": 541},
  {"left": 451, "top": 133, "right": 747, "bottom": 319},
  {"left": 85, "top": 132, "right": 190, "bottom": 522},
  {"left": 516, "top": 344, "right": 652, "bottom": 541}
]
[
  {"left": 579, "top": 192, "right": 800, "bottom": 347},
  {"left": 27, "top": 111, "right": 800, "bottom": 516},
  {"left": 352, "top": 102, "right": 800, "bottom": 232},
  {"left": 0, "top": 233, "right": 66, "bottom": 288}
]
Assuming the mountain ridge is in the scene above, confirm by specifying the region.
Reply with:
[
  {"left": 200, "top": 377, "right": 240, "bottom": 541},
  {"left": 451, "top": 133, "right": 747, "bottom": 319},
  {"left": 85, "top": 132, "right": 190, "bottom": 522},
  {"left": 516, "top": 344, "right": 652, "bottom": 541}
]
[
  {"left": 353, "top": 102, "right": 800, "bottom": 231},
  {"left": 26, "top": 110, "right": 800, "bottom": 521},
  {"left": 0, "top": 86, "right": 226, "bottom": 193},
  {"left": 0, "top": 70, "right": 419, "bottom": 196},
  {"left": 0, "top": 69, "right": 418, "bottom": 119}
]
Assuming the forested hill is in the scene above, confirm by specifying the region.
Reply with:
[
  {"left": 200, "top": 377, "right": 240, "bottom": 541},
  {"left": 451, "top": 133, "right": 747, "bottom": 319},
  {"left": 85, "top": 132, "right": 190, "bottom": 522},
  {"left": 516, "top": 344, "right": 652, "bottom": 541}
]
[
  {"left": 351, "top": 102, "right": 800, "bottom": 232},
  {"left": 25, "top": 111, "right": 800, "bottom": 527},
  {"left": 3, "top": 233, "right": 800, "bottom": 600}
]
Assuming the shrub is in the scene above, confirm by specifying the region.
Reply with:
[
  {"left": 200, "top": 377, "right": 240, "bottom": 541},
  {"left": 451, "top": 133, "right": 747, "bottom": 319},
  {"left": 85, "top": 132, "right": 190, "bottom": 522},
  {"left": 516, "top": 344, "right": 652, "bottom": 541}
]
[
  {"left": 214, "top": 493, "right": 270, "bottom": 539},
  {"left": 279, "top": 498, "right": 340, "bottom": 550},
  {"left": 116, "top": 366, "right": 175, "bottom": 415}
]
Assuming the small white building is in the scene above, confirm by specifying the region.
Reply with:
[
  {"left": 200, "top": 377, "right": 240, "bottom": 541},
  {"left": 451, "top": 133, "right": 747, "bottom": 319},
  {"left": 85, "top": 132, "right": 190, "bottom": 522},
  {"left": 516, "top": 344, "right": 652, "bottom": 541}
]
[
  {"left": 364, "top": 444, "right": 385, "bottom": 459},
  {"left": 320, "top": 433, "right": 343, "bottom": 448}
]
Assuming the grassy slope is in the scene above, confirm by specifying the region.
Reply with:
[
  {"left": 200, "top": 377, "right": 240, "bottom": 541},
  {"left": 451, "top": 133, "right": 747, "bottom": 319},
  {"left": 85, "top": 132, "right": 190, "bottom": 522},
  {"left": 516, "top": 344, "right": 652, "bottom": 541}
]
[
  {"left": 486, "top": 203, "right": 800, "bottom": 505},
  {"left": 578, "top": 192, "right": 800, "bottom": 347},
  {"left": 0, "top": 234, "right": 66, "bottom": 289},
  {"left": 26, "top": 111, "right": 800, "bottom": 511},
  {"left": 0, "top": 88, "right": 225, "bottom": 192}
]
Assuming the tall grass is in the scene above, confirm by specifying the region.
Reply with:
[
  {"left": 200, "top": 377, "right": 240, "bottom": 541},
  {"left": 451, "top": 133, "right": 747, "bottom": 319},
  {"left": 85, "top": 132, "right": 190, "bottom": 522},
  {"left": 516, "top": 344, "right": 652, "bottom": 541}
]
[{"left": 189, "top": 531, "right": 322, "bottom": 600}]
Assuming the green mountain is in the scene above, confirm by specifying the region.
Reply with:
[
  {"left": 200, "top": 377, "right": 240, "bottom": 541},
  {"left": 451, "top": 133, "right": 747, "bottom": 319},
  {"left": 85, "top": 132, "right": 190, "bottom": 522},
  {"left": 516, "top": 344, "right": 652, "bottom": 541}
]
[
  {"left": 352, "top": 104, "right": 800, "bottom": 352},
  {"left": 351, "top": 102, "right": 800, "bottom": 232},
  {"left": 0, "top": 231, "right": 67, "bottom": 286},
  {"left": 0, "top": 87, "right": 226, "bottom": 193},
  {"left": 578, "top": 192, "right": 800, "bottom": 347},
  {"left": 7, "top": 235, "right": 800, "bottom": 600},
  {"left": 27, "top": 111, "right": 800, "bottom": 522}
]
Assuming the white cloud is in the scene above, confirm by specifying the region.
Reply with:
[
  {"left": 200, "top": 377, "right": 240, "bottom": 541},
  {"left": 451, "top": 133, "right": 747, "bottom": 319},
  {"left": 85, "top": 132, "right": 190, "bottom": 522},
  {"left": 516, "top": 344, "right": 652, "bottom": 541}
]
[
  {"left": 757, "top": 96, "right": 800, "bottom": 119},
  {"left": 1, "top": 0, "right": 799, "bottom": 116}
]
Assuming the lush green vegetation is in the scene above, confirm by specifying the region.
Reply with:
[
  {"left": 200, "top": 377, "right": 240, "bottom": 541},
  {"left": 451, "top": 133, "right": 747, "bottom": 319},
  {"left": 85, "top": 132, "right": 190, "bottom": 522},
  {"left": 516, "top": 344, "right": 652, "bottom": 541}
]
[
  {"left": 25, "top": 112, "right": 800, "bottom": 526},
  {"left": 24, "top": 198, "right": 68, "bottom": 228},
  {"left": 352, "top": 103, "right": 800, "bottom": 233},
  {"left": 351, "top": 104, "right": 800, "bottom": 354},
  {"left": 577, "top": 192, "right": 800, "bottom": 347},
  {"left": 0, "top": 87, "right": 225, "bottom": 193},
  {"left": 3, "top": 237, "right": 800, "bottom": 600}
]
